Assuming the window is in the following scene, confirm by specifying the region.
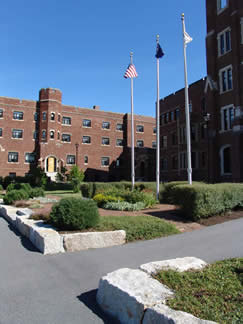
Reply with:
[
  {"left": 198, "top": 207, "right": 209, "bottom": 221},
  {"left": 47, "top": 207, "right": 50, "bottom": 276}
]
[
  {"left": 42, "top": 112, "right": 47, "bottom": 121},
  {"left": 172, "top": 156, "right": 178, "bottom": 170},
  {"left": 161, "top": 136, "right": 167, "bottom": 148},
  {"left": 83, "top": 119, "right": 91, "bottom": 127},
  {"left": 153, "top": 127, "right": 156, "bottom": 134},
  {"left": 152, "top": 141, "right": 156, "bottom": 148},
  {"left": 241, "top": 18, "right": 243, "bottom": 44},
  {"left": 9, "top": 172, "right": 16, "bottom": 178},
  {"left": 136, "top": 125, "right": 144, "bottom": 133},
  {"left": 84, "top": 156, "right": 88, "bottom": 164},
  {"left": 218, "top": 28, "right": 231, "bottom": 56},
  {"left": 0, "top": 109, "right": 3, "bottom": 118},
  {"left": 180, "top": 152, "right": 187, "bottom": 169},
  {"left": 191, "top": 125, "right": 197, "bottom": 142},
  {"left": 13, "top": 111, "right": 23, "bottom": 120},
  {"left": 101, "top": 157, "right": 109, "bottom": 166},
  {"left": 66, "top": 155, "right": 75, "bottom": 165},
  {"left": 33, "top": 131, "right": 38, "bottom": 140},
  {"left": 62, "top": 116, "right": 71, "bottom": 125},
  {"left": 102, "top": 137, "right": 110, "bottom": 145},
  {"left": 221, "top": 105, "right": 234, "bottom": 131},
  {"left": 62, "top": 134, "right": 71, "bottom": 142},
  {"left": 137, "top": 140, "right": 144, "bottom": 148},
  {"left": 179, "top": 127, "right": 186, "bottom": 144},
  {"left": 175, "top": 108, "right": 180, "bottom": 120},
  {"left": 116, "top": 139, "right": 124, "bottom": 146},
  {"left": 50, "top": 112, "right": 55, "bottom": 121},
  {"left": 191, "top": 152, "right": 198, "bottom": 169},
  {"left": 165, "top": 112, "right": 169, "bottom": 124},
  {"left": 102, "top": 121, "right": 110, "bottom": 129},
  {"left": 34, "top": 112, "right": 38, "bottom": 121},
  {"left": 82, "top": 136, "right": 91, "bottom": 144},
  {"left": 25, "top": 153, "right": 35, "bottom": 163},
  {"left": 116, "top": 123, "right": 123, "bottom": 131},
  {"left": 50, "top": 130, "right": 55, "bottom": 139},
  {"left": 217, "top": 0, "right": 228, "bottom": 13},
  {"left": 219, "top": 65, "right": 233, "bottom": 93},
  {"left": 201, "top": 152, "right": 206, "bottom": 168},
  {"left": 220, "top": 145, "right": 231, "bottom": 174},
  {"left": 58, "top": 114, "right": 61, "bottom": 122},
  {"left": 0, "top": 128, "right": 2, "bottom": 137},
  {"left": 170, "top": 111, "right": 174, "bottom": 121},
  {"left": 12, "top": 129, "right": 23, "bottom": 139},
  {"left": 172, "top": 132, "right": 177, "bottom": 145},
  {"left": 161, "top": 158, "right": 168, "bottom": 170},
  {"left": 8, "top": 152, "right": 18, "bottom": 163},
  {"left": 42, "top": 130, "right": 46, "bottom": 139},
  {"left": 57, "top": 132, "right": 60, "bottom": 140}
]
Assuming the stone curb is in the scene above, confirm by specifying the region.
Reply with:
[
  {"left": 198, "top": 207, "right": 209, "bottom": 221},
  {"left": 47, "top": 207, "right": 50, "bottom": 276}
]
[
  {"left": 0, "top": 204, "right": 126, "bottom": 255},
  {"left": 97, "top": 257, "right": 217, "bottom": 324}
]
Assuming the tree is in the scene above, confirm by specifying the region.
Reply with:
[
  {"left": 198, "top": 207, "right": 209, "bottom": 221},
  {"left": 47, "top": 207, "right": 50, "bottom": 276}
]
[{"left": 69, "top": 166, "right": 85, "bottom": 193}]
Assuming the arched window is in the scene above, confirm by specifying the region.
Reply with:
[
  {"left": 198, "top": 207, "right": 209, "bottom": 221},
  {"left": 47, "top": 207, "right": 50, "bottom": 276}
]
[
  {"left": 50, "top": 112, "right": 55, "bottom": 121},
  {"left": 220, "top": 145, "right": 231, "bottom": 175},
  {"left": 50, "top": 130, "right": 55, "bottom": 139}
]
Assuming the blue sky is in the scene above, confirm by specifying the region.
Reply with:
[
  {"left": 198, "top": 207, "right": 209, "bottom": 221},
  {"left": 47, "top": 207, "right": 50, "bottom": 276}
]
[{"left": 0, "top": 0, "right": 206, "bottom": 117}]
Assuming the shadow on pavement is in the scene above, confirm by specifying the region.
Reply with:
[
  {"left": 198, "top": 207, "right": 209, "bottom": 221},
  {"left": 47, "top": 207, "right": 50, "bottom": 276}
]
[
  {"left": 77, "top": 289, "right": 120, "bottom": 324},
  {"left": 7, "top": 222, "right": 40, "bottom": 253}
]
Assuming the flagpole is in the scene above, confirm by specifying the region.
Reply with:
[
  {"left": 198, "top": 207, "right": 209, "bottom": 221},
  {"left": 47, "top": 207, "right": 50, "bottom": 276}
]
[
  {"left": 156, "top": 35, "right": 160, "bottom": 200},
  {"left": 130, "top": 52, "right": 135, "bottom": 189},
  {"left": 181, "top": 13, "right": 192, "bottom": 185}
]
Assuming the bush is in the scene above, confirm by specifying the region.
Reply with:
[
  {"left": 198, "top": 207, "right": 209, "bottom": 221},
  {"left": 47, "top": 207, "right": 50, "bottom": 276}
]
[
  {"left": 45, "top": 181, "right": 73, "bottom": 191},
  {"left": 3, "top": 176, "right": 13, "bottom": 189},
  {"left": 93, "top": 193, "right": 124, "bottom": 207},
  {"left": 68, "top": 166, "right": 85, "bottom": 193},
  {"left": 0, "top": 184, "right": 3, "bottom": 191},
  {"left": 103, "top": 201, "right": 146, "bottom": 211},
  {"left": 6, "top": 182, "right": 32, "bottom": 195},
  {"left": 3, "top": 189, "right": 29, "bottom": 205},
  {"left": 30, "top": 187, "right": 45, "bottom": 198},
  {"left": 164, "top": 182, "right": 243, "bottom": 221},
  {"left": 49, "top": 198, "right": 100, "bottom": 230}
]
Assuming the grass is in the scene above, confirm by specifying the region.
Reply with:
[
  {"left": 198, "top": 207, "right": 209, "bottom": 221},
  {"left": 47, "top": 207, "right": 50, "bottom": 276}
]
[
  {"left": 93, "top": 215, "right": 179, "bottom": 242},
  {"left": 45, "top": 190, "right": 82, "bottom": 199},
  {"left": 154, "top": 258, "right": 243, "bottom": 324}
]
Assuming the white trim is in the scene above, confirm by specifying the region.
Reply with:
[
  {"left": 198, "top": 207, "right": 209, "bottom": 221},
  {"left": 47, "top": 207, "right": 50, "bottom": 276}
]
[
  {"left": 206, "top": 30, "right": 215, "bottom": 38},
  {"left": 220, "top": 104, "right": 234, "bottom": 132}
]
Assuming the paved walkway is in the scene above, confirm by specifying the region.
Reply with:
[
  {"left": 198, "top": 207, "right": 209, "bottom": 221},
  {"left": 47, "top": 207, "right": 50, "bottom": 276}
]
[{"left": 0, "top": 215, "right": 242, "bottom": 324}]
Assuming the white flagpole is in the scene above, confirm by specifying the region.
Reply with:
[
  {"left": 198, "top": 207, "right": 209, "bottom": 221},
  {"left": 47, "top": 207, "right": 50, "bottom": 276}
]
[
  {"left": 130, "top": 52, "right": 135, "bottom": 189},
  {"left": 156, "top": 35, "right": 160, "bottom": 200},
  {"left": 181, "top": 13, "right": 192, "bottom": 185}
]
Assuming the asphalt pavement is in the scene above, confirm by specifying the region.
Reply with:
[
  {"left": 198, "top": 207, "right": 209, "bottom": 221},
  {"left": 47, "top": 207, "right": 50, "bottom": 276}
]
[{"left": 0, "top": 216, "right": 242, "bottom": 324}]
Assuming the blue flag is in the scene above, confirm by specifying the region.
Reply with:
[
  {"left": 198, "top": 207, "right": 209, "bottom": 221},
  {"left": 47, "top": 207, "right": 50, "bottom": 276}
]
[{"left": 155, "top": 43, "right": 164, "bottom": 59}]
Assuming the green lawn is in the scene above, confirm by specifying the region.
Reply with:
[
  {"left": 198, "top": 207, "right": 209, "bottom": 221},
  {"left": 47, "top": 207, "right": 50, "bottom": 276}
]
[
  {"left": 154, "top": 258, "right": 243, "bottom": 324},
  {"left": 94, "top": 215, "right": 179, "bottom": 242},
  {"left": 45, "top": 190, "right": 82, "bottom": 199}
]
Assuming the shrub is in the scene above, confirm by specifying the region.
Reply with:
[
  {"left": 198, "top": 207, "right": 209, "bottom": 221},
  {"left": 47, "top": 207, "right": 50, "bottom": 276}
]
[
  {"left": 3, "top": 176, "right": 13, "bottom": 189},
  {"left": 49, "top": 198, "right": 100, "bottom": 230},
  {"left": 80, "top": 183, "right": 94, "bottom": 198},
  {"left": 103, "top": 201, "right": 146, "bottom": 211},
  {"left": 68, "top": 166, "right": 85, "bottom": 193},
  {"left": 166, "top": 182, "right": 243, "bottom": 221},
  {"left": 93, "top": 193, "right": 124, "bottom": 207},
  {"left": 6, "top": 183, "right": 32, "bottom": 195},
  {"left": 3, "top": 189, "right": 29, "bottom": 205},
  {"left": 0, "top": 184, "right": 3, "bottom": 191},
  {"left": 30, "top": 187, "right": 45, "bottom": 198}
]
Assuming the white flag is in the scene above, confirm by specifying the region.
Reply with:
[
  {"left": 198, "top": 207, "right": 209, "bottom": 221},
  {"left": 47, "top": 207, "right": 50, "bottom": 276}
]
[{"left": 184, "top": 31, "right": 193, "bottom": 44}]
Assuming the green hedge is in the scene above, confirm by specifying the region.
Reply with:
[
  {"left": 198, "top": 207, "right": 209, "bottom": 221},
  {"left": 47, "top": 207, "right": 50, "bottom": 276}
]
[
  {"left": 50, "top": 197, "right": 100, "bottom": 230},
  {"left": 3, "top": 189, "right": 30, "bottom": 205},
  {"left": 162, "top": 182, "right": 243, "bottom": 221}
]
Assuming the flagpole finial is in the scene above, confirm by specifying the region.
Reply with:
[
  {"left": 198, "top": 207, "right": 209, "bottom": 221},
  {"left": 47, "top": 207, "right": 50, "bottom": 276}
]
[
  {"left": 181, "top": 13, "right": 185, "bottom": 20},
  {"left": 156, "top": 34, "right": 159, "bottom": 43},
  {"left": 130, "top": 51, "right": 133, "bottom": 64}
]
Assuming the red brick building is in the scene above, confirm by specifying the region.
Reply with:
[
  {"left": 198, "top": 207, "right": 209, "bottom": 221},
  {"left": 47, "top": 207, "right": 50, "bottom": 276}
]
[
  {"left": 160, "top": 0, "right": 243, "bottom": 183},
  {"left": 0, "top": 88, "right": 156, "bottom": 181}
]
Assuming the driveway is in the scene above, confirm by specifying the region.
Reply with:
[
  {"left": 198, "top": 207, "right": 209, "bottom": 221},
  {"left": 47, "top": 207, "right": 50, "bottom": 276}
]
[{"left": 0, "top": 216, "right": 242, "bottom": 324}]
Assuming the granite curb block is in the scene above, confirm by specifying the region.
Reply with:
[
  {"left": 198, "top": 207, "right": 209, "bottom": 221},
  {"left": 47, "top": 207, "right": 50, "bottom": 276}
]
[
  {"left": 97, "top": 257, "right": 217, "bottom": 324},
  {"left": 0, "top": 204, "right": 126, "bottom": 254}
]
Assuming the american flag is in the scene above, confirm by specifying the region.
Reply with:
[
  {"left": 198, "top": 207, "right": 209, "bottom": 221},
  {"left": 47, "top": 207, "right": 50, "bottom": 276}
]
[{"left": 124, "top": 64, "right": 138, "bottom": 79}]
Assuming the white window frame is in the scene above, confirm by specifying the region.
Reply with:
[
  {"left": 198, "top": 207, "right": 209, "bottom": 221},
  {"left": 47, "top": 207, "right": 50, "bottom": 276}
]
[
  {"left": 219, "top": 64, "right": 233, "bottom": 93},
  {"left": 25, "top": 152, "right": 35, "bottom": 164},
  {"left": 13, "top": 111, "right": 24, "bottom": 120},
  {"left": 136, "top": 140, "right": 144, "bottom": 148},
  {"left": 102, "top": 121, "right": 110, "bottom": 130},
  {"left": 101, "top": 156, "right": 110, "bottom": 167},
  {"left": 101, "top": 137, "right": 110, "bottom": 146},
  {"left": 219, "top": 144, "right": 232, "bottom": 175},
  {"left": 8, "top": 152, "right": 19, "bottom": 163},
  {"left": 116, "top": 138, "right": 124, "bottom": 147},
  {"left": 220, "top": 104, "right": 234, "bottom": 132},
  {"left": 66, "top": 154, "right": 75, "bottom": 165},
  {"left": 82, "top": 135, "right": 91, "bottom": 144},
  {"left": 116, "top": 123, "right": 123, "bottom": 131},
  {"left": 12, "top": 129, "right": 23, "bottom": 139},
  {"left": 217, "top": 0, "right": 228, "bottom": 15},
  {"left": 217, "top": 27, "right": 231, "bottom": 56},
  {"left": 50, "top": 112, "right": 55, "bottom": 121},
  {"left": 136, "top": 125, "right": 144, "bottom": 133},
  {"left": 50, "top": 130, "right": 55, "bottom": 140},
  {"left": 84, "top": 155, "right": 88, "bottom": 164},
  {"left": 0, "top": 108, "right": 3, "bottom": 118},
  {"left": 83, "top": 119, "right": 91, "bottom": 128},
  {"left": 62, "top": 116, "right": 71, "bottom": 125},
  {"left": 62, "top": 133, "right": 71, "bottom": 143}
]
